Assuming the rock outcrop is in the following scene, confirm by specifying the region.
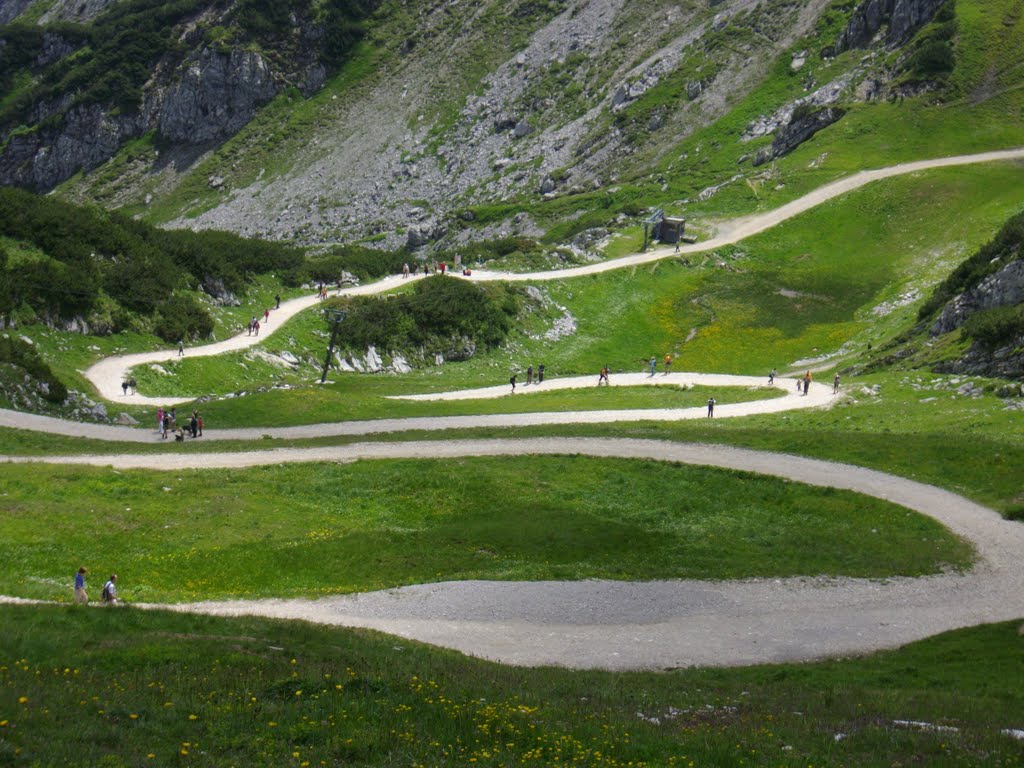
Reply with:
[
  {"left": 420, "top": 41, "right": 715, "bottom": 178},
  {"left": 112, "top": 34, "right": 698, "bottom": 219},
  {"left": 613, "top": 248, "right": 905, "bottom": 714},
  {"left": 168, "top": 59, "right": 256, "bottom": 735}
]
[
  {"left": 159, "top": 49, "right": 279, "bottom": 144},
  {"left": 931, "top": 260, "right": 1024, "bottom": 335},
  {"left": 753, "top": 107, "right": 845, "bottom": 166},
  {"left": 835, "top": 0, "right": 947, "bottom": 53}
]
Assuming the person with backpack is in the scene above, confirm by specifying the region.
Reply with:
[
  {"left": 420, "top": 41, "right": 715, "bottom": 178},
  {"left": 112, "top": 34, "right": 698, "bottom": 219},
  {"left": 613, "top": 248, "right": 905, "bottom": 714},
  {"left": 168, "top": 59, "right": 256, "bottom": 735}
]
[{"left": 101, "top": 574, "right": 119, "bottom": 605}]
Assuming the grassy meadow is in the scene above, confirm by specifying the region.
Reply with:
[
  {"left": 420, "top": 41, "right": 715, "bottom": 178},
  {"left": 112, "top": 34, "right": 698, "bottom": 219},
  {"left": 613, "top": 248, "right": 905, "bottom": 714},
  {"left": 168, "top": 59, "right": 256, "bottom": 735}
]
[
  {"left": 0, "top": 456, "right": 972, "bottom": 603},
  {"left": 0, "top": 607, "right": 1022, "bottom": 767}
]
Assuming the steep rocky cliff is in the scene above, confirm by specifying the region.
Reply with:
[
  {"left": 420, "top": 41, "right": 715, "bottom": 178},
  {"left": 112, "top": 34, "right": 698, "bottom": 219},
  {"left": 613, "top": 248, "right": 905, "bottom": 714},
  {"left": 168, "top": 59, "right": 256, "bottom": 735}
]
[
  {"left": 0, "top": 0, "right": 374, "bottom": 190},
  {"left": 834, "top": 0, "right": 947, "bottom": 52}
]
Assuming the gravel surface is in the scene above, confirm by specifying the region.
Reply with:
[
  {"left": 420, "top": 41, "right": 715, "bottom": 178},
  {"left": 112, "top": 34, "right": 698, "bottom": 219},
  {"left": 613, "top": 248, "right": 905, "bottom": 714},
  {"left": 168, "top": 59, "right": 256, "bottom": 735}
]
[{"left": 5, "top": 438, "right": 1023, "bottom": 670}]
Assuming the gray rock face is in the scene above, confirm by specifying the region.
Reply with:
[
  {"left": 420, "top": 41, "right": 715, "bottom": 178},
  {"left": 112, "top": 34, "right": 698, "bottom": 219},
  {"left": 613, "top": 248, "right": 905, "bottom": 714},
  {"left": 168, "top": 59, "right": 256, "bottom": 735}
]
[
  {"left": 835, "top": 0, "right": 946, "bottom": 53},
  {"left": 0, "top": 0, "right": 33, "bottom": 24},
  {"left": 0, "top": 104, "right": 142, "bottom": 190},
  {"left": 753, "top": 107, "right": 845, "bottom": 166},
  {"left": 200, "top": 277, "right": 241, "bottom": 307},
  {"left": 39, "top": 0, "right": 117, "bottom": 23},
  {"left": 931, "top": 260, "right": 1024, "bottom": 335},
  {"left": 159, "top": 48, "right": 279, "bottom": 144}
]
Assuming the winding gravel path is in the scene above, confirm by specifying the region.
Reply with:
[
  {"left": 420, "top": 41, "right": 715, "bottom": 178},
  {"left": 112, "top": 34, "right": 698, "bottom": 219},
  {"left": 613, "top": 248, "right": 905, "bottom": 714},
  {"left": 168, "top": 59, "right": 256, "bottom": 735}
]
[
  {"left": 4, "top": 148, "right": 1024, "bottom": 671},
  {"left": 0, "top": 372, "right": 834, "bottom": 442},
  {"left": 82, "top": 147, "right": 1024, "bottom": 406},
  {"left": 4, "top": 438, "right": 1023, "bottom": 671}
]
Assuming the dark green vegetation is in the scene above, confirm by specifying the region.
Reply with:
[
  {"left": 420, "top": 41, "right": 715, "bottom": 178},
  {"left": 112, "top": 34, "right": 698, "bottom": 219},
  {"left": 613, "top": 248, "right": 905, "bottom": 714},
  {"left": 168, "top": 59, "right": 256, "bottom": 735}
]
[
  {"left": 0, "top": 0, "right": 376, "bottom": 136},
  {"left": 0, "top": 335, "right": 65, "bottom": 404},
  {"left": 0, "top": 188, "right": 302, "bottom": 340},
  {"left": 0, "top": 456, "right": 971, "bottom": 602},
  {"left": 920, "top": 210, "right": 1024, "bottom": 322},
  {"left": 330, "top": 276, "right": 522, "bottom": 357},
  {"left": 2, "top": 607, "right": 1022, "bottom": 767}
]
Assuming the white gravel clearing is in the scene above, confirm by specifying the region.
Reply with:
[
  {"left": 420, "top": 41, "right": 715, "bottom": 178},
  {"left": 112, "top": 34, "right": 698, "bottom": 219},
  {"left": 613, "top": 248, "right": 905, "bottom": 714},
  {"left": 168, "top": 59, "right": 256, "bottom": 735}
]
[{"left": 4, "top": 438, "right": 1023, "bottom": 671}]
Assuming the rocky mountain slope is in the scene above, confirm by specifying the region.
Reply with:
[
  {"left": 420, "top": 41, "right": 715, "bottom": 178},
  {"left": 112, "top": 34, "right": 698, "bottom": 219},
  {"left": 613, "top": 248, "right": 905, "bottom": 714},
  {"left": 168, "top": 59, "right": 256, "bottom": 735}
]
[{"left": 1, "top": 0, "right": 957, "bottom": 252}]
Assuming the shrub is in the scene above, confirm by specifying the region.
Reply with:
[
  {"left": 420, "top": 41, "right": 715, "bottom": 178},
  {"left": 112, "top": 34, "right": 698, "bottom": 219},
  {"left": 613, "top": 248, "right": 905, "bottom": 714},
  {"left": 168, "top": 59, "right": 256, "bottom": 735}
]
[
  {"left": 330, "top": 276, "right": 520, "bottom": 355},
  {"left": 962, "top": 304, "right": 1024, "bottom": 348},
  {"left": 153, "top": 294, "right": 215, "bottom": 343},
  {"left": 906, "top": 40, "right": 955, "bottom": 78}
]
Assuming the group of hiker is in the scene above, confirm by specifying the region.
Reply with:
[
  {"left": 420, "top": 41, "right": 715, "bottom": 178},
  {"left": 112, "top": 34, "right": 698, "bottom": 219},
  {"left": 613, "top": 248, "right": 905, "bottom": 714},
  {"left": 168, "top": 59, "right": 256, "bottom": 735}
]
[
  {"left": 156, "top": 406, "right": 203, "bottom": 441},
  {"left": 73, "top": 567, "right": 119, "bottom": 605},
  {"left": 509, "top": 363, "right": 546, "bottom": 392}
]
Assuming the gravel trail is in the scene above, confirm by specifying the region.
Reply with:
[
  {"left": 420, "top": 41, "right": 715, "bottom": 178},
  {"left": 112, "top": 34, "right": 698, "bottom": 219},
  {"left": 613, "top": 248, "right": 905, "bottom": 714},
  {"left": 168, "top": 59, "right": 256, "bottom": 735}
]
[
  {"left": 4, "top": 438, "right": 1023, "bottom": 671},
  {"left": 81, "top": 148, "right": 1024, "bottom": 406}
]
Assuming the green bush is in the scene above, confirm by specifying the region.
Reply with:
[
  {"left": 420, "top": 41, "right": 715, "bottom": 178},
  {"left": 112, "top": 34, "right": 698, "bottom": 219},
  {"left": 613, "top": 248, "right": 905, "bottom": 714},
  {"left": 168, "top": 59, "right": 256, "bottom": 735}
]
[
  {"left": 906, "top": 40, "right": 955, "bottom": 78},
  {"left": 305, "top": 244, "right": 407, "bottom": 283},
  {"left": 0, "top": 188, "right": 302, "bottom": 325},
  {"left": 153, "top": 294, "right": 215, "bottom": 343},
  {"left": 962, "top": 304, "right": 1024, "bottom": 348},
  {"left": 330, "top": 276, "right": 520, "bottom": 355}
]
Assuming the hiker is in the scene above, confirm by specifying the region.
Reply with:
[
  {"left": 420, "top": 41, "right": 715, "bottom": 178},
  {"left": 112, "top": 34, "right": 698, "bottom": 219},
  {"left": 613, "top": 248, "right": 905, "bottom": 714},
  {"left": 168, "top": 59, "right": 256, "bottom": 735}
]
[
  {"left": 128, "top": 377, "right": 137, "bottom": 395},
  {"left": 162, "top": 412, "right": 171, "bottom": 439},
  {"left": 803, "top": 371, "right": 812, "bottom": 395},
  {"left": 768, "top": 368, "right": 776, "bottom": 385},
  {"left": 177, "top": 339, "right": 184, "bottom": 357},
  {"left": 121, "top": 381, "right": 128, "bottom": 396},
  {"left": 101, "top": 574, "right": 119, "bottom": 605},
  {"left": 264, "top": 308, "right": 270, "bottom": 324},
  {"left": 509, "top": 373, "right": 517, "bottom": 393},
  {"left": 538, "top": 364, "right": 545, "bottom": 383},
  {"left": 649, "top": 357, "right": 657, "bottom": 377},
  {"left": 402, "top": 263, "right": 410, "bottom": 279},
  {"left": 74, "top": 567, "right": 88, "bottom": 604},
  {"left": 598, "top": 366, "right": 609, "bottom": 386},
  {"left": 253, "top": 320, "right": 260, "bottom": 336},
  {"left": 526, "top": 365, "right": 533, "bottom": 385},
  {"left": 197, "top": 414, "right": 204, "bottom": 437},
  {"left": 439, "top": 261, "right": 447, "bottom": 274},
  {"left": 190, "top": 411, "right": 199, "bottom": 438},
  {"left": 275, "top": 294, "right": 281, "bottom": 309},
  {"left": 707, "top": 397, "right": 716, "bottom": 417},
  {"left": 833, "top": 372, "right": 841, "bottom": 394},
  {"left": 248, "top": 317, "right": 256, "bottom": 336},
  {"left": 157, "top": 407, "right": 165, "bottom": 438},
  {"left": 664, "top": 354, "right": 672, "bottom": 375}
]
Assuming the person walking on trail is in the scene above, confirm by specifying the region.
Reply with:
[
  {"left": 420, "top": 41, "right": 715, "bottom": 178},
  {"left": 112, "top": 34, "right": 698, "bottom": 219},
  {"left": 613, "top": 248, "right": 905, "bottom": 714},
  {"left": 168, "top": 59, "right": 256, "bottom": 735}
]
[
  {"left": 264, "top": 308, "right": 270, "bottom": 324},
  {"left": 833, "top": 372, "right": 841, "bottom": 395},
  {"left": 598, "top": 366, "right": 610, "bottom": 386},
  {"left": 121, "top": 381, "right": 129, "bottom": 396},
  {"left": 509, "top": 373, "right": 517, "bottom": 393},
  {"left": 177, "top": 339, "right": 184, "bottom": 357},
  {"left": 664, "top": 354, "right": 672, "bottom": 375},
  {"left": 526, "top": 365, "right": 533, "bottom": 385},
  {"left": 74, "top": 567, "right": 88, "bottom": 604},
  {"left": 101, "top": 574, "right": 119, "bottom": 605},
  {"left": 649, "top": 357, "right": 657, "bottom": 377},
  {"left": 128, "top": 377, "right": 136, "bottom": 395},
  {"left": 253, "top": 320, "right": 260, "bottom": 337},
  {"left": 157, "top": 407, "right": 165, "bottom": 439},
  {"left": 197, "top": 414, "right": 204, "bottom": 437},
  {"left": 707, "top": 397, "right": 716, "bottom": 417},
  {"left": 402, "top": 263, "right": 410, "bottom": 279},
  {"left": 768, "top": 368, "right": 777, "bottom": 385},
  {"left": 803, "top": 371, "right": 812, "bottom": 395},
  {"left": 538, "top": 363, "right": 545, "bottom": 383},
  {"left": 275, "top": 294, "right": 281, "bottom": 310}
]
